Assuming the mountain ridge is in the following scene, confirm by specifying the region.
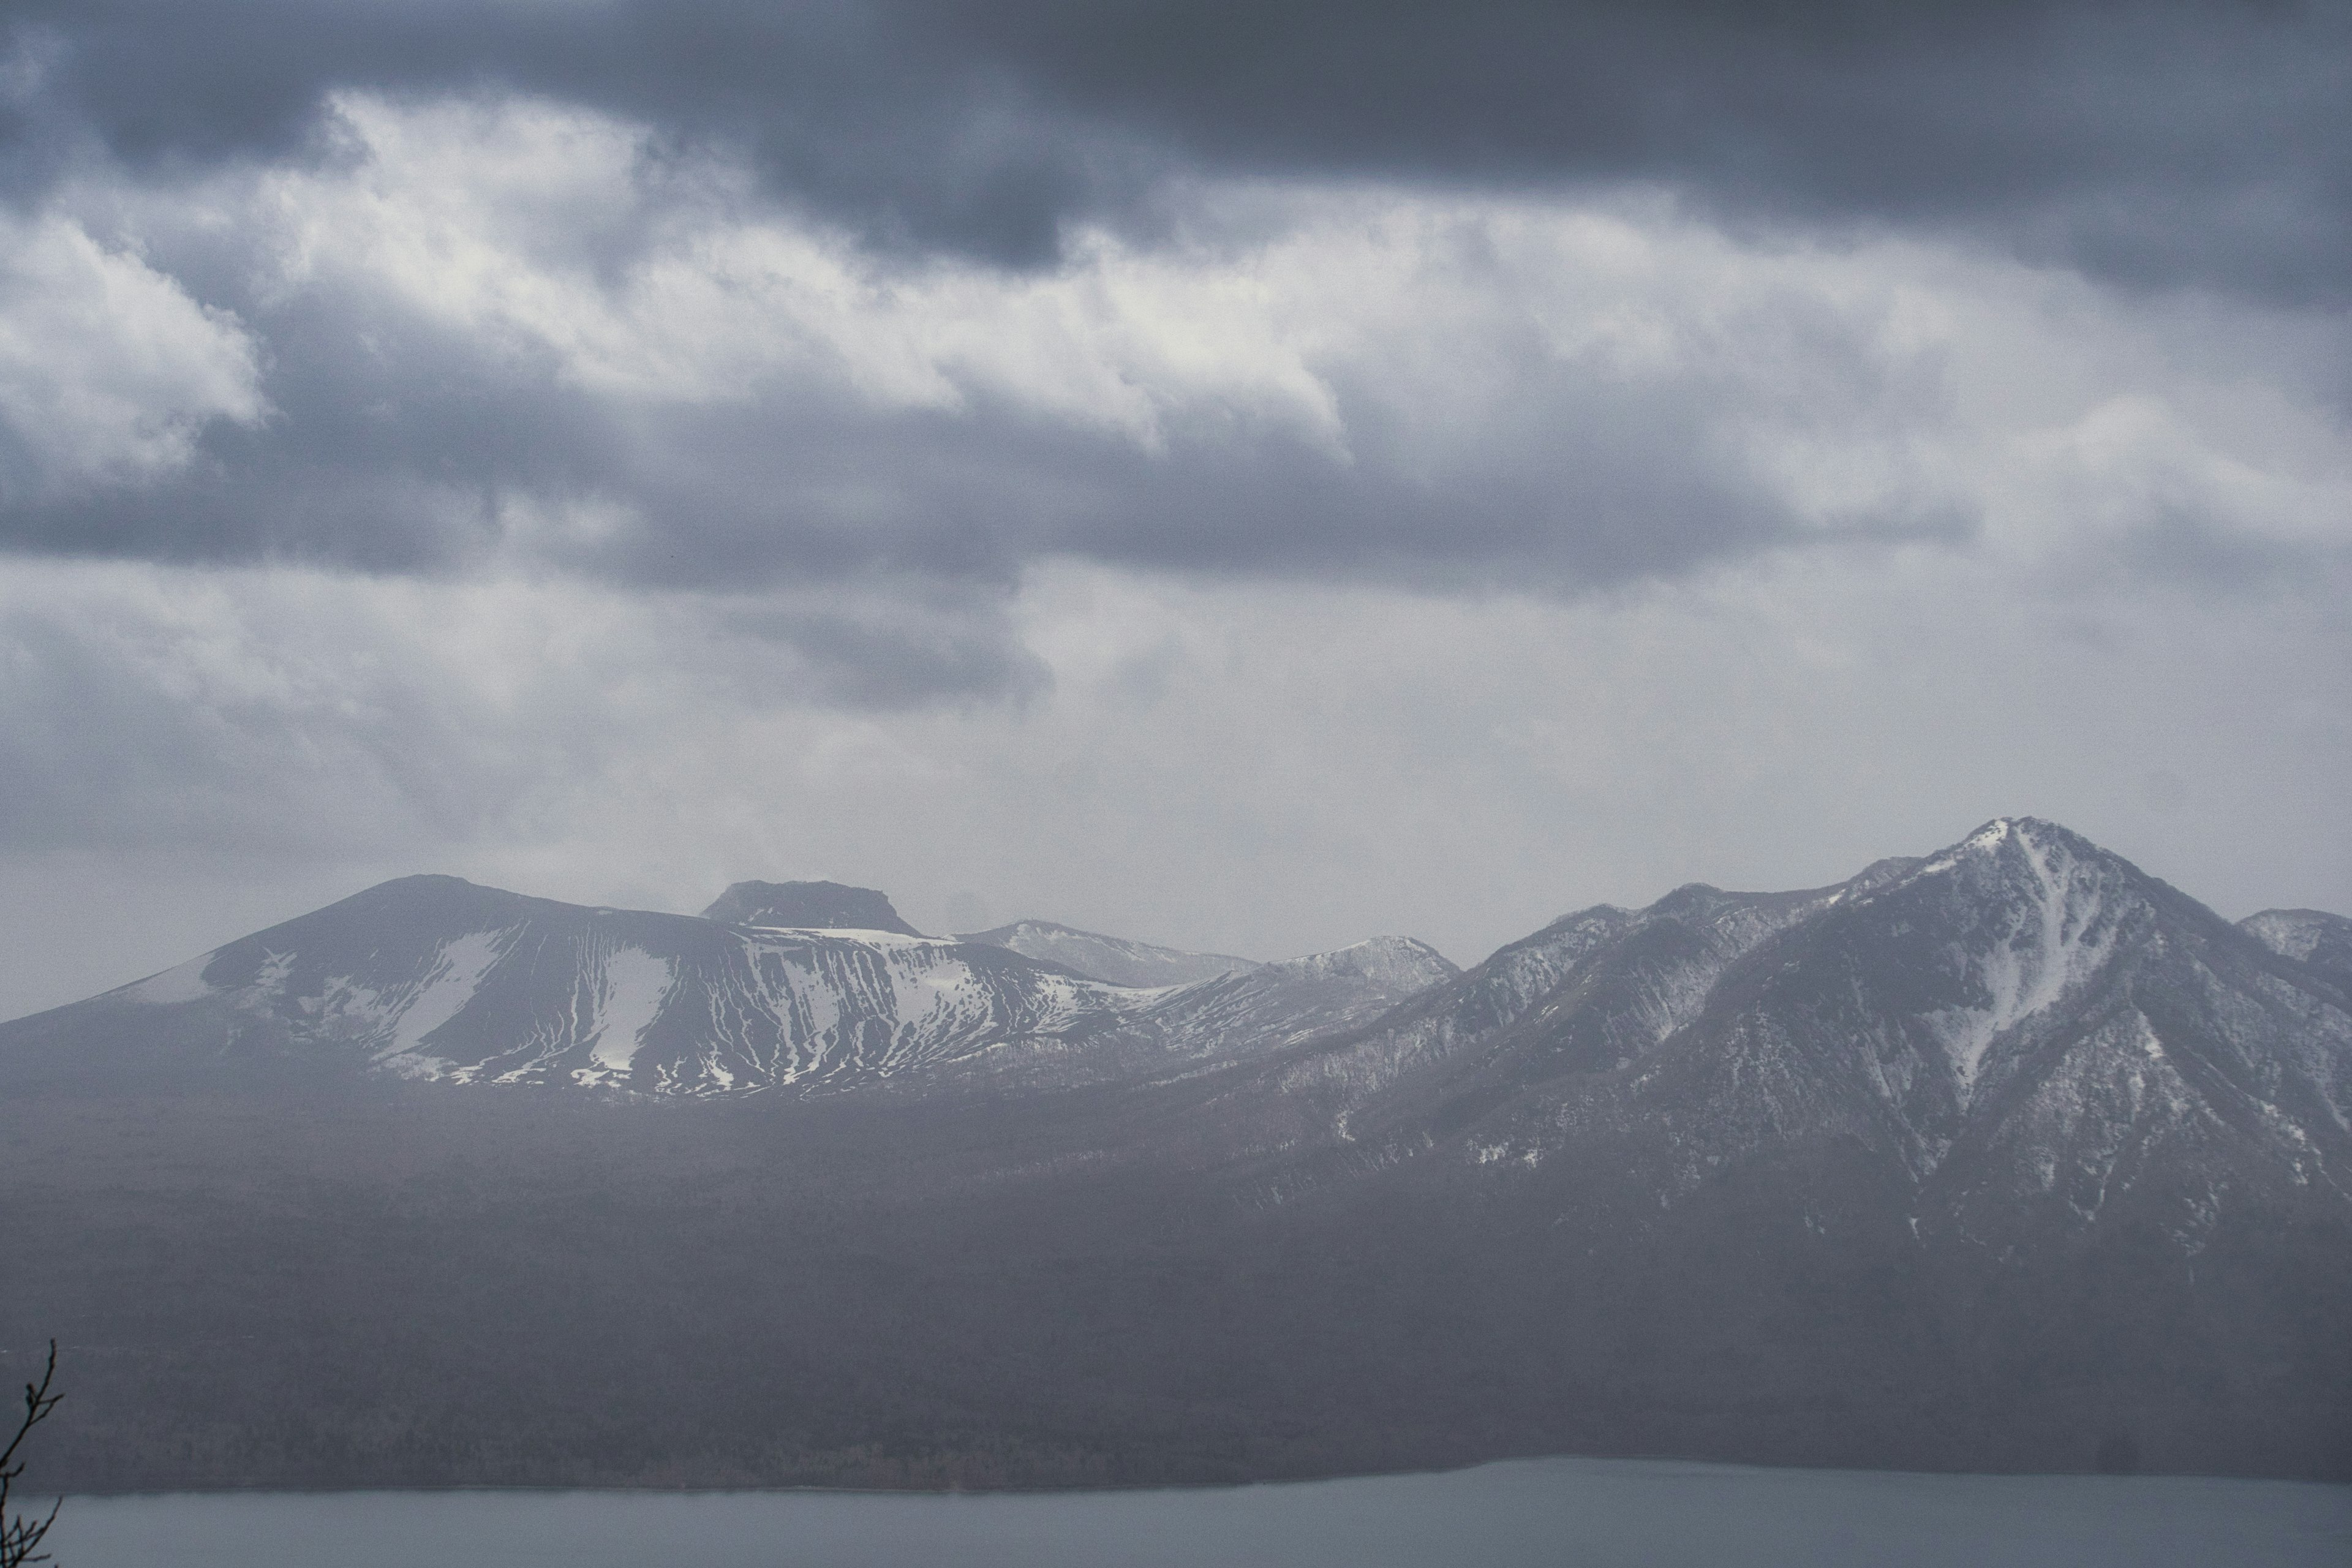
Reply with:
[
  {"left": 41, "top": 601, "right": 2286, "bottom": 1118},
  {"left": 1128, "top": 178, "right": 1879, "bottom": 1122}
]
[
  {"left": 952, "top": 919, "right": 1259, "bottom": 988},
  {"left": 6, "top": 816, "right": 2349, "bottom": 1490},
  {"left": 0, "top": 874, "right": 1448, "bottom": 1101},
  {"left": 1102, "top": 819, "right": 2352, "bottom": 1256}
]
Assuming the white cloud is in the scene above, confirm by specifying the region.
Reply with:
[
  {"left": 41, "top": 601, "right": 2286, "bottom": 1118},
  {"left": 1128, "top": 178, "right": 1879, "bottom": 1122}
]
[
  {"left": 249, "top": 93, "right": 1352, "bottom": 450},
  {"left": 102, "top": 92, "right": 2324, "bottom": 574},
  {"left": 0, "top": 212, "right": 265, "bottom": 497},
  {"left": 7, "top": 89, "right": 2328, "bottom": 605}
]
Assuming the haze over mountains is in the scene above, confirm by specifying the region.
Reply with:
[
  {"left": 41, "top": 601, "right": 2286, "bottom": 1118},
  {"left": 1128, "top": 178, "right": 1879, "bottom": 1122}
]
[
  {"left": 951, "top": 921, "right": 1259, "bottom": 989},
  {"left": 3, "top": 819, "right": 2346, "bottom": 1490},
  {"left": 0, "top": 874, "right": 1445, "bottom": 1098}
]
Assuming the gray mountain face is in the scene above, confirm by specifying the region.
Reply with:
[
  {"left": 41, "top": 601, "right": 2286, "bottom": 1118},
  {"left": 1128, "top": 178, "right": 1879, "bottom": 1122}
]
[
  {"left": 954, "top": 919, "right": 1259, "bottom": 987},
  {"left": 5, "top": 818, "right": 2349, "bottom": 1491},
  {"left": 0, "top": 876, "right": 1441, "bottom": 1098},
  {"left": 1261, "top": 818, "right": 2350, "bottom": 1256},
  {"left": 1141, "top": 937, "right": 1457, "bottom": 1054},
  {"left": 700, "top": 880, "right": 925, "bottom": 936},
  {"left": 2244, "top": 907, "right": 2352, "bottom": 992}
]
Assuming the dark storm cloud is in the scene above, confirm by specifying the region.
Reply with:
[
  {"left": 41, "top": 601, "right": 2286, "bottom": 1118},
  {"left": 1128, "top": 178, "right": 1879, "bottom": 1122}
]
[
  {"left": 2, "top": 280, "right": 622, "bottom": 571},
  {"left": 585, "top": 360, "right": 1838, "bottom": 594},
  {"left": 2, "top": 224, "right": 1953, "bottom": 602},
  {"left": 0, "top": 0, "right": 2338, "bottom": 710},
  {"left": 6, "top": 1, "right": 2345, "bottom": 299},
  {"left": 1, "top": 0, "right": 1133, "bottom": 267}
]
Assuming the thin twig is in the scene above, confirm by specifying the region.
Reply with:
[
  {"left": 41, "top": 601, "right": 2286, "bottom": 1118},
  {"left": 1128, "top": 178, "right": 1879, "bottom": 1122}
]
[{"left": 0, "top": 1343, "right": 62, "bottom": 1568}]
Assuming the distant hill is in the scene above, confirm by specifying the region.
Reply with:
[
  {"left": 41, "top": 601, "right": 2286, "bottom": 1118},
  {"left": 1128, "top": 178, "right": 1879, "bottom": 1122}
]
[
  {"left": 0, "top": 877, "right": 1438, "bottom": 1098},
  {"left": 954, "top": 919, "right": 1259, "bottom": 988},
  {"left": 2243, "top": 907, "right": 2352, "bottom": 992}
]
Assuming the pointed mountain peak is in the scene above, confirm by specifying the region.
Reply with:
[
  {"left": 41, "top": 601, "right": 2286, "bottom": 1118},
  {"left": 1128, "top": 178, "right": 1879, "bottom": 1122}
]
[
  {"left": 1905, "top": 816, "right": 2124, "bottom": 883},
  {"left": 1955, "top": 816, "right": 2064, "bottom": 853},
  {"left": 701, "top": 880, "right": 924, "bottom": 937}
]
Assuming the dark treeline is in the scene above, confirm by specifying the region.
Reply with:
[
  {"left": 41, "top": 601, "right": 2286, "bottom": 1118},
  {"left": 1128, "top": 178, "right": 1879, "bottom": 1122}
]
[{"left": 7, "top": 1082, "right": 2346, "bottom": 1491}]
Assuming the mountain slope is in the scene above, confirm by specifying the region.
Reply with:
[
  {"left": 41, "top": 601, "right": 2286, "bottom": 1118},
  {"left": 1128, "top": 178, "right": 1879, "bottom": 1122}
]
[
  {"left": 2244, "top": 907, "right": 2352, "bottom": 993},
  {"left": 0, "top": 877, "right": 1450, "bottom": 1099},
  {"left": 1145, "top": 937, "right": 1457, "bottom": 1054},
  {"left": 955, "top": 919, "right": 1258, "bottom": 987},
  {"left": 1253, "top": 820, "right": 2350, "bottom": 1259},
  {"left": 4, "top": 819, "right": 2348, "bottom": 1490}
]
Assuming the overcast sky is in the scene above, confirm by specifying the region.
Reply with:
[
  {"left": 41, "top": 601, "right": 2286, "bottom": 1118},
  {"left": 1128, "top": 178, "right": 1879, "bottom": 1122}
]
[{"left": 1, "top": 1, "right": 2346, "bottom": 1019}]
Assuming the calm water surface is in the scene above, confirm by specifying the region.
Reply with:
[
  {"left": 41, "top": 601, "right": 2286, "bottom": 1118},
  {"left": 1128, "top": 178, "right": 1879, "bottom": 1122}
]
[{"left": 58, "top": 1457, "right": 2352, "bottom": 1567}]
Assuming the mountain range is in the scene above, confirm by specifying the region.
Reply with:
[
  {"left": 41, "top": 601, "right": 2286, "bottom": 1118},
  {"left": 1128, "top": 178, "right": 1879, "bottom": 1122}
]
[
  {"left": 0, "top": 876, "right": 1447, "bottom": 1096},
  {"left": 2, "top": 818, "right": 2346, "bottom": 1490}
]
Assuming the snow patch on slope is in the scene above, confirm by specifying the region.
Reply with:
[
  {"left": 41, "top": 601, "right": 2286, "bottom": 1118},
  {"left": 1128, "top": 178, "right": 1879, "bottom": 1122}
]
[
  {"left": 582, "top": 947, "right": 675, "bottom": 1080},
  {"left": 750, "top": 927, "right": 950, "bottom": 949},
  {"left": 374, "top": 929, "right": 511, "bottom": 1077},
  {"left": 1924, "top": 822, "right": 2116, "bottom": 1103},
  {"left": 124, "top": 954, "right": 217, "bottom": 1006},
  {"left": 2245, "top": 913, "right": 2325, "bottom": 962},
  {"left": 1913, "top": 818, "right": 2015, "bottom": 879},
  {"left": 379, "top": 931, "right": 505, "bottom": 1059}
]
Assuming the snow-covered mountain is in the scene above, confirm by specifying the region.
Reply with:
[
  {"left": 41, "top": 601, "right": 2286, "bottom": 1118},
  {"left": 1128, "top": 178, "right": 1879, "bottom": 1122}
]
[
  {"left": 8, "top": 818, "right": 2350, "bottom": 1490},
  {"left": 1264, "top": 818, "right": 2351, "bottom": 1251},
  {"left": 0, "top": 876, "right": 1447, "bottom": 1098},
  {"left": 954, "top": 919, "right": 1259, "bottom": 987}
]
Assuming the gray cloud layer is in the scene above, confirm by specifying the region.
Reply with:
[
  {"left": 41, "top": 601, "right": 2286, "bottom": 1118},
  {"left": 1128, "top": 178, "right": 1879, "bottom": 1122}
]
[
  {"left": 0, "top": 263, "right": 1880, "bottom": 601},
  {"left": 0, "top": 0, "right": 2342, "bottom": 984},
  {"left": 0, "top": 88, "right": 2010, "bottom": 644},
  {"left": 0, "top": 1, "right": 2340, "bottom": 630},
  {"left": 9, "top": 2, "right": 2346, "bottom": 299}
]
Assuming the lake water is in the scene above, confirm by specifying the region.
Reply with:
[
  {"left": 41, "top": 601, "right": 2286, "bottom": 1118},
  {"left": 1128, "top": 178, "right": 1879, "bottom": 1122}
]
[{"left": 55, "top": 1457, "right": 2352, "bottom": 1567}]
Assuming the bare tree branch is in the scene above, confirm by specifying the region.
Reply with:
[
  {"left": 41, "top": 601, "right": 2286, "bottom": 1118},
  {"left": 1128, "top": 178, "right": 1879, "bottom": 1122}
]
[{"left": 0, "top": 1343, "right": 62, "bottom": 1568}]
